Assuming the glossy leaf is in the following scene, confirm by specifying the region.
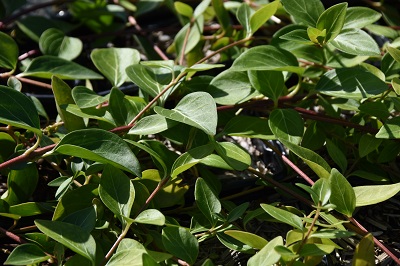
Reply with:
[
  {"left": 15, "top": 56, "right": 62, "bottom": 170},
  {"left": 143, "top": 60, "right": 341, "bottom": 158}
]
[
  {"left": 316, "top": 67, "right": 388, "bottom": 99},
  {"left": 91, "top": 48, "right": 140, "bottom": 87},
  {"left": 4, "top": 243, "right": 50, "bottom": 265},
  {"left": 249, "top": 70, "right": 286, "bottom": 103},
  {"left": 227, "top": 202, "right": 249, "bottom": 223},
  {"left": 326, "top": 139, "right": 347, "bottom": 172},
  {"left": 62, "top": 205, "right": 97, "bottom": 233},
  {"left": 4, "top": 163, "right": 38, "bottom": 206},
  {"left": 316, "top": 3, "right": 347, "bottom": 42},
  {"left": 280, "top": 0, "right": 324, "bottom": 27},
  {"left": 247, "top": 236, "right": 283, "bottom": 266},
  {"left": 52, "top": 76, "right": 86, "bottom": 131},
  {"left": 154, "top": 92, "right": 217, "bottom": 135},
  {"left": 20, "top": 56, "right": 103, "bottom": 79},
  {"left": 208, "top": 70, "right": 258, "bottom": 105},
  {"left": 236, "top": 3, "right": 252, "bottom": 37},
  {"left": 35, "top": 220, "right": 96, "bottom": 264},
  {"left": 65, "top": 104, "right": 115, "bottom": 126},
  {"left": 261, "top": 204, "right": 304, "bottom": 230},
  {"left": 280, "top": 140, "right": 331, "bottom": 179},
  {"left": 222, "top": 115, "right": 273, "bottom": 140},
  {"left": 53, "top": 128, "right": 141, "bottom": 176},
  {"left": 200, "top": 154, "right": 234, "bottom": 170},
  {"left": 343, "top": 7, "right": 381, "bottom": 29},
  {"left": 329, "top": 169, "right": 356, "bottom": 217},
  {"left": 72, "top": 86, "right": 107, "bottom": 109},
  {"left": 358, "top": 101, "right": 390, "bottom": 119},
  {"left": 39, "top": 28, "right": 82, "bottom": 60},
  {"left": 310, "top": 229, "right": 355, "bottom": 239},
  {"left": 99, "top": 165, "right": 135, "bottom": 224},
  {"left": 311, "top": 178, "right": 331, "bottom": 206},
  {"left": 224, "top": 230, "right": 268, "bottom": 250},
  {"left": 216, "top": 233, "right": 253, "bottom": 252},
  {"left": 129, "top": 114, "right": 177, "bottom": 135},
  {"left": 195, "top": 177, "right": 221, "bottom": 224},
  {"left": 354, "top": 183, "right": 400, "bottom": 207},
  {"left": 0, "top": 86, "right": 41, "bottom": 135},
  {"left": 171, "top": 143, "right": 214, "bottom": 178},
  {"left": 0, "top": 31, "right": 18, "bottom": 70},
  {"left": 392, "top": 77, "right": 400, "bottom": 94},
  {"left": 299, "top": 243, "right": 335, "bottom": 256},
  {"left": 214, "top": 141, "right": 251, "bottom": 171},
  {"left": 162, "top": 227, "right": 198, "bottom": 265},
  {"left": 134, "top": 209, "right": 165, "bottom": 225},
  {"left": 231, "top": 45, "right": 302, "bottom": 74},
  {"left": 108, "top": 88, "right": 144, "bottom": 126},
  {"left": 279, "top": 29, "right": 314, "bottom": 45},
  {"left": 330, "top": 29, "right": 380, "bottom": 56},
  {"left": 269, "top": 109, "right": 304, "bottom": 145},
  {"left": 387, "top": 46, "right": 400, "bottom": 64},
  {"left": 352, "top": 234, "right": 375, "bottom": 266},
  {"left": 250, "top": 1, "right": 279, "bottom": 34},
  {"left": 376, "top": 117, "right": 400, "bottom": 139},
  {"left": 358, "top": 134, "right": 382, "bottom": 158}
]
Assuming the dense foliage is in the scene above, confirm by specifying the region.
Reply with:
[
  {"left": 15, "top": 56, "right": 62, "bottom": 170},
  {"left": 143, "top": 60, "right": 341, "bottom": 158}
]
[{"left": 1, "top": 0, "right": 400, "bottom": 265}]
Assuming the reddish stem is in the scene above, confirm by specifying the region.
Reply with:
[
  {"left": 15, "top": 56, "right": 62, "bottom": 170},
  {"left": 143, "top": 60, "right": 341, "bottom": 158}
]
[{"left": 0, "top": 226, "right": 26, "bottom": 243}]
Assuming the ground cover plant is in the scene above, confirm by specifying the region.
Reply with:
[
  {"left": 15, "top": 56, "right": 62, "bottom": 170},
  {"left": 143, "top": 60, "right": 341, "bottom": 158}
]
[{"left": 1, "top": 0, "right": 400, "bottom": 265}]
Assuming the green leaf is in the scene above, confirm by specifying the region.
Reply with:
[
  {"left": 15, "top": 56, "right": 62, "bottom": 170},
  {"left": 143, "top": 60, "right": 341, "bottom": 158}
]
[
  {"left": 51, "top": 76, "right": 86, "bottom": 131},
  {"left": 39, "top": 28, "right": 82, "bottom": 60},
  {"left": 224, "top": 230, "right": 268, "bottom": 250},
  {"left": 208, "top": 69, "right": 258, "bottom": 105},
  {"left": 354, "top": 183, "right": 400, "bottom": 207},
  {"left": 174, "top": 16, "right": 204, "bottom": 56},
  {"left": 65, "top": 104, "right": 115, "bottom": 126},
  {"left": 316, "top": 67, "right": 388, "bottom": 99},
  {"left": 99, "top": 165, "right": 135, "bottom": 224},
  {"left": 227, "top": 202, "right": 249, "bottom": 223},
  {"left": 0, "top": 31, "right": 18, "bottom": 70},
  {"left": 19, "top": 56, "right": 103, "bottom": 80},
  {"left": 236, "top": 3, "right": 252, "bottom": 37},
  {"left": 193, "top": 0, "right": 210, "bottom": 19},
  {"left": 376, "top": 117, "right": 400, "bottom": 139},
  {"left": 214, "top": 141, "right": 251, "bottom": 171},
  {"left": 53, "top": 128, "right": 141, "bottom": 176},
  {"left": 281, "top": 140, "right": 331, "bottom": 179},
  {"left": 343, "top": 7, "right": 381, "bottom": 29},
  {"left": 358, "top": 101, "right": 390, "bottom": 119},
  {"left": 268, "top": 109, "right": 304, "bottom": 145},
  {"left": 231, "top": 45, "right": 302, "bottom": 74},
  {"left": 171, "top": 143, "right": 214, "bottom": 178},
  {"left": 154, "top": 92, "right": 217, "bottom": 135},
  {"left": 392, "top": 78, "right": 400, "bottom": 94},
  {"left": 310, "top": 229, "right": 355, "bottom": 239},
  {"left": 217, "top": 233, "right": 253, "bottom": 252},
  {"left": 329, "top": 168, "right": 356, "bottom": 217},
  {"left": 129, "top": 114, "right": 177, "bottom": 135},
  {"left": 326, "top": 139, "right": 347, "bottom": 172},
  {"left": 316, "top": 3, "right": 347, "bottom": 42},
  {"left": 330, "top": 29, "right": 380, "bottom": 56},
  {"left": 279, "top": 29, "right": 314, "bottom": 45},
  {"left": 298, "top": 243, "right": 335, "bottom": 256},
  {"left": 260, "top": 204, "right": 304, "bottom": 230},
  {"left": 250, "top": 1, "right": 279, "bottom": 34},
  {"left": 0, "top": 86, "right": 41, "bottom": 135},
  {"left": 311, "top": 178, "right": 331, "bottom": 206},
  {"left": 30, "top": 96, "right": 49, "bottom": 121},
  {"left": 72, "top": 86, "right": 108, "bottom": 109},
  {"left": 4, "top": 243, "right": 50, "bottom": 265},
  {"left": 91, "top": 48, "right": 140, "bottom": 87},
  {"left": 200, "top": 154, "right": 234, "bottom": 170},
  {"left": 248, "top": 70, "right": 286, "bottom": 103},
  {"left": 212, "top": 0, "right": 231, "bottom": 32},
  {"left": 365, "top": 24, "right": 399, "bottom": 39},
  {"left": 358, "top": 134, "right": 382, "bottom": 158},
  {"left": 222, "top": 115, "right": 273, "bottom": 140},
  {"left": 134, "top": 209, "right": 165, "bottom": 225},
  {"left": 352, "top": 234, "right": 375, "bottom": 266},
  {"left": 4, "top": 164, "right": 38, "bottom": 206},
  {"left": 280, "top": 0, "right": 324, "bottom": 27},
  {"left": 195, "top": 177, "right": 221, "bottom": 224},
  {"left": 108, "top": 88, "right": 144, "bottom": 126},
  {"left": 162, "top": 227, "right": 198, "bottom": 265},
  {"left": 62, "top": 205, "right": 97, "bottom": 233},
  {"left": 174, "top": 1, "right": 193, "bottom": 18},
  {"left": 387, "top": 46, "right": 400, "bottom": 64},
  {"left": 35, "top": 220, "right": 96, "bottom": 264},
  {"left": 247, "top": 236, "right": 283, "bottom": 266}
]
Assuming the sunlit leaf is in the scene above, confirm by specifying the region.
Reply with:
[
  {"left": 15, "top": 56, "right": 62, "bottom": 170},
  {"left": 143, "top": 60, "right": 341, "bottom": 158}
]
[
  {"left": 4, "top": 243, "right": 50, "bottom": 265},
  {"left": 39, "top": 28, "right": 82, "bottom": 60},
  {"left": 329, "top": 169, "right": 356, "bottom": 217},
  {"left": 316, "top": 3, "right": 347, "bottom": 42},
  {"left": 224, "top": 230, "right": 268, "bottom": 250},
  {"left": 376, "top": 117, "right": 400, "bottom": 139},
  {"left": 354, "top": 183, "right": 400, "bottom": 207},
  {"left": 129, "top": 114, "right": 177, "bottom": 135},
  {"left": 134, "top": 209, "right": 165, "bottom": 225},
  {"left": 250, "top": 1, "right": 279, "bottom": 34},
  {"left": 343, "top": 7, "right": 381, "bottom": 29},
  {"left": 261, "top": 204, "right": 304, "bottom": 230},
  {"left": 247, "top": 236, "right": 283, "bottom": 266},
  {"left": 330, "top": 29, "right": 380, "bottom": 56},
  {"left": 280, "top": 0, "right": 324, "bottom": 26},
  {"left": 352, "top": 234, "right": 375, "bottom": 266},
  {"left": 269, "top": 109, "right": 304, "bottom": 145}
]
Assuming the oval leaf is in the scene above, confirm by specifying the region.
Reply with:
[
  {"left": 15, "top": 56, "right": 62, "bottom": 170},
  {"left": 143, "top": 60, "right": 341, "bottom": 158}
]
[
  {"left": 354, "top": 183, "right": 400, "bottom": 207},
  {"left": 162, "top": 227, "right": 199, "bottom": 265},
  {"left": 129, "top": 114, "right": 177, "bottom": 135},
  {"left": 134, "top": 209, "right": 165, "bottom": 225},
  {"left": 353, "top": 234, "right": 375, "bottom": 266},
  {"left": 19, "top": 56, "right": 103, "bottom": 80},
  {"left": 376, "top": 117, "right": 400, "bottom": 139},
  {"left": 0, "top": 31, "right": 18, "bottom": 70},
  {"left": 4, "top": 243, "right": 50, "bottom": 265},
  {"left": 316, "top": 3, "right": 347, "bottom": 42},
  {"left": 195, "top": 177, "right": 221, "bottom": 224},
  {"left": 329, "top": 168, "right": 356, "bottom": 217},
  {"left": 280, "top": 0, "right": 324, "bottom": 27},
  {"left": 260, "top": 204, "right": 304, "bottom": 230},
  {"left": 72, "top": 86, "right": 108, "bottom": 109},
  {"left": 250, "top": 1, "right": 279, "bottom": 34},
  {"left": 39, "top": 28, "right": 82, "bottom": 60},
  {"left": 343, "top": 7, "right": 381, "bottom": 29},
  {"left": 224, "top": 230, "right": 268, "bottom": 250},
  {"left": 248, "top": 70, "right": 286, "bottom": 103},
  {"left": 91, "top": 48, "right": 140, "bottom": 87},
  {"left": 0, "top": 86, "right": 41, "bottom": 135},
  {"left": 214, "top": 142, "right": 251, "bottom": 171},
  {"left": 154, "top": 92, "right": 217, "bottom": 135},
  {"left": 35, "top": 220, "right": 96, "bottom": 264},
  {"left": 330, "top": 29, "right": 380, "bottom": 56},
  {"left": 53, "top": 128, "right": 141, "bottom": 176},
  {"left": 247, "top": 236, "right": 283, "bottom": 266},
  {"left": 269, "top": 109, "right": 304, "bottom": 145},
  {"left": 4, "top": 164, "right": 38, "bottom": 206}
]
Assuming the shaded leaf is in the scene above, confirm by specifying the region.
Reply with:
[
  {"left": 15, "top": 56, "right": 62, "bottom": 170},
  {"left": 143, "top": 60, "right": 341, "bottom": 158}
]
[
  {"left": 154, "top": 92, "right": 217, "bottom": 135},
  {"left": 227, "top": 202, "right": 249, "bottom": 223},
  {"left": 358, "top": 134, "right": 382, "bottom": 158},
  {"left": 20, "top": 56, "right": 103, "bottom": 79},
  {"left": 134, "top": 209, "right": 165, "bottom": 225},
  {"left": 35, "top": 220, "right": 96, "bottom": 264},
  {"left": 248, "top": 70, "right": 286, "bottom": 102},
  {"left": 330, "top": 29, "right": 380, "bottom": 56},
  {"left": 195, "top": 177, "right": 221, "bottom": 224},
  {"left": 4, "top": 164, "right": 38, "bottom": 206},
  {"left": 108, "top": 88, "right": 145, "bottom": 126},
  {"left": 352, "top": 234, "right": 375, "bottom": 266},
  {"left": 0, "top": 31, "right": 18, "bottom": 70},
  {"left": 224, "top": 230, "right": 268, "bottom": 250},
  {"left": 269, "top": 109, "right": 304, "bottom": 145},
  {"left": 62, "top": 205, "right": 97, "bottom": 233},
  {"left": 376, "top": 117, "right": 400, "bottom": 139},
  {"left": 261, "top": 204, "right": 304, "bottom": 230},
  {"left": 222, "top": 115, "right": 273, "bottom": 140},
  {"left": 39, "top": 28, "right": 82, "bottom": 60},
  {"left": 247, "top": 236, "right": 283, "bottom": 266},
  {"left": 214, "top": 141, "right": 251, "bottom": 171},
  {"left": 175, "top": 16, "right": 204, "bottom": 56},
  {"left": 0, "top": 86, "right": 41, "bottom": 135},
  {"left": 326, "top": 139, "right": 347, "bottom": 172},
  {"left": 91, "top": 48, "right": 140, "bottom": 87},
  {"left": 53, "top": 128, "right": 141, "bottom": 176},
  {"left": 354, "top": 183, "right": 400, "bottom": 207},
  {"left": 299, "top": 243, "right": 335, "bottom": 256},
  {"left": 329, "top": 169, "right": 356, "bottom": 217},
  {"left": 162, "top": 227, "right": 198, "bottom": 265},
  {"left": 280, "top": 0, "right": 324, "bottom": 27},
  {"left": 4, "top": 243, "right": 50, "bottom": 265}
]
